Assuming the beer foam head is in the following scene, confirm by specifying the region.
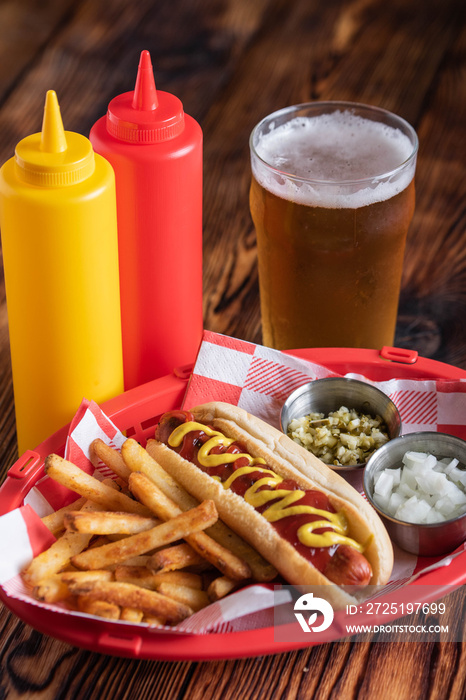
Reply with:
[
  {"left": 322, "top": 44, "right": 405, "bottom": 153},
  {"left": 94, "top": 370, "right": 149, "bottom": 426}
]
[{"left": 252, "top": 111, "right": 416, "bottom": 208}]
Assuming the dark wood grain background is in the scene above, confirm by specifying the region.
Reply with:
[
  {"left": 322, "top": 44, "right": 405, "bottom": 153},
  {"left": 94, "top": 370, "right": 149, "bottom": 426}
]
[{"left": 0, "top": 0, "right": 465, "bottom": 697}]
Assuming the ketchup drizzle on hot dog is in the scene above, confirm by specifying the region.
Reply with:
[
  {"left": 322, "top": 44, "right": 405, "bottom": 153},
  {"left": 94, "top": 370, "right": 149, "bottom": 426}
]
[{"left": 155, "top": 411, "right": 372, "bottom": 586}]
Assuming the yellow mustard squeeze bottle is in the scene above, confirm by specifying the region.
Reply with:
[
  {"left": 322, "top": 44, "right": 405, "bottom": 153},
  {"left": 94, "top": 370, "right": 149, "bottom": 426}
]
[{"left": 0, "top": 91, "right": 124, "bottom": 454}]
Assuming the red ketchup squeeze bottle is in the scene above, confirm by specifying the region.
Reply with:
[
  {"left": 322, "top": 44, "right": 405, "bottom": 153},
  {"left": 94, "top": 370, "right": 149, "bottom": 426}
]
[{"left": 90, "top": 50, "right": 203, "bottom": 389}]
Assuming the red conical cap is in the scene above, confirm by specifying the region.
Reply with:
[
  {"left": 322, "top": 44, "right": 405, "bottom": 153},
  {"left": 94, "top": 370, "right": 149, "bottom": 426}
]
[
  {"left": 106, "top": 50, "right": 184, "bottom": 143},
  {"left": 132, "top": 50, "right": 158, "bottom": 111}
]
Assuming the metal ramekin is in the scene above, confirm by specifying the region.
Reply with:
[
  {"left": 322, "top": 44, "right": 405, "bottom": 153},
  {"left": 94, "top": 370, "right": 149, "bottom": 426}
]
[
  {"left": 280, "top": 377, "right": 402, "bottom": 470},
  {"left": 364, "top": 431, "right": 466, "bottom": 556}
]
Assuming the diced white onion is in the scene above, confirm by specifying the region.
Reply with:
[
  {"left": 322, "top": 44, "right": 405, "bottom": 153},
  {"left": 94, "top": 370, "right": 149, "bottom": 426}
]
[{"left": 370, "top": 450, "right": 466, "bottom": 524}]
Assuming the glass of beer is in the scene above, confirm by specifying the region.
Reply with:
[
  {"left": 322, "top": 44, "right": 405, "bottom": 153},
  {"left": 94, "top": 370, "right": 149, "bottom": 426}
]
[{"left": 249, "top": 101, "right": 418, "bottom": 350}]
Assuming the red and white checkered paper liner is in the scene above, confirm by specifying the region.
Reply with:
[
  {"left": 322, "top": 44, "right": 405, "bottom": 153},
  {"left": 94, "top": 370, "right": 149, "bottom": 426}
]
[
  {"left": 1, "top": 332, "right": 466, "bottom": 636},
  {"left": 184, "top": 332, "right": 466, "bottom": 440}
]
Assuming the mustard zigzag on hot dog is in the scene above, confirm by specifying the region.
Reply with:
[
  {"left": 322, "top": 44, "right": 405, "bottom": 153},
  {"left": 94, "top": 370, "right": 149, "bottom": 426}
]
[{"left": 147, "top": 402, "right": 393, "bottom": 608}]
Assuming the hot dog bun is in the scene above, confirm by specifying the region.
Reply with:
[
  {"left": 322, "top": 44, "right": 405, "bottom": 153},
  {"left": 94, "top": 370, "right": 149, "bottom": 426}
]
[{"left": 147, "top": 401, "right": 393, "bottom": 608}]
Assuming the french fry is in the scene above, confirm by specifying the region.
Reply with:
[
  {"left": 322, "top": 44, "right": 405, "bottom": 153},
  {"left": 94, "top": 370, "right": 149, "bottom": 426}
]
[
  {"left": 23, "top": 531, "right": 92, "bottom": 587},
  {"left": 88, "top": 536, "right": 112, "bottom": 549},
  {"left": 101, "top": 477, "right": 121, "bottom": 490},
  {"left": 23, "top": 500, "right": 103, "bottom": 586},
  {"left": 133, "top": 438, "right": 278, "bottom": 582},
  {"left": 157, "top": 582, "right": 210, "bottom": 612},
  {"left": 41, "top": 497, "right": 87, "bottom": 535},
  {"left": 122, "top": 438, "right": 195, "bottom": 507},
  {"left": 113, "top": 564, "right": 161, "bottom": 589},
  {"left": 77, "top": 595, "right": 121, "bottom": 620},
  {"left": 110, "top": 555, "right": 150, "bottom": 568},
  {"left": 66, "top": 580, "right": 193, "bottom": 624},
  {"left": 120, "top": 607, "right": 144, "bottom": 623},
  {"left": 129, "top": 471, "right": 251, "bottom": 581},
  {"left": 71, "top": 500, "right": 218, "bottom": 570},
  {"left": 149, "top": 543, "right": 208, "bottom": 573},
  {"left": 207, "top": 576, "right": 240, "bottom": 602},
  {"left": 33, "top": 571, "right": 113, "bottom": 603},
  {"left": 63, "top": 510, "right": 159, "bottom": 535},
  {"left": 90, "top": 439, "right": 131, "bottom": 481},
  {"left": 35, "top": 570, "right": 114, "bottom": 603},
  {"left": 33, "top": 575, "right": 70, "bottom": 603},
  {"left": 114, "top": 565, "right": 203, "bottom": 590},
  {"left": 143, "top": 615, "right": 164, "bottom": 626},
  {"left": 44, "top": 454, "right": 152, "bottom": 517},
  {"left": 57, "top": 563, "right": 79, "bottom": 573},
  {"left": 160, "top": 571, "right": 203, "bottom": 590},
  {"left": 101, "top": 476, "right": 131, "bottom": 493},
  {"left": 59, "top": 570, "right": 114, "bottom": 584}
]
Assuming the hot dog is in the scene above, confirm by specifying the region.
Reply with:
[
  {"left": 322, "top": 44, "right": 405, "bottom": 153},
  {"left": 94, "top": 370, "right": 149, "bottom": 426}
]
[{"left": 146, "top": 402, "right": 394, "bottom": 608}]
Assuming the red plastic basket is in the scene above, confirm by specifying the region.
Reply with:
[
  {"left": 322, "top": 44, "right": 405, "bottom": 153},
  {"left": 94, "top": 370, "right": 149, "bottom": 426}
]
[{"left": 1, "top": 348, "right": 465, "bottom": 660}]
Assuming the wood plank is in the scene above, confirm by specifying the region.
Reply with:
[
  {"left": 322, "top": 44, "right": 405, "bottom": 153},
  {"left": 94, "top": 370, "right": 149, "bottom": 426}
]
[
  {"left": 397, "top": 18, "right": 466, "bottom": 364},
  {"left": 0, "top": 0, "right": 76, "bottom": 103}
]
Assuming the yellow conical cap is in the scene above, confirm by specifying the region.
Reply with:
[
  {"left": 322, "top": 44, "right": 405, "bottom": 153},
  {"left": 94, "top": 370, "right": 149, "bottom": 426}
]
[
  {"left": 15, "top": 91, "right": 95, "bottom": 187},
  {"left": 40, "top": 90, "right": 67, "bottom": 153}
]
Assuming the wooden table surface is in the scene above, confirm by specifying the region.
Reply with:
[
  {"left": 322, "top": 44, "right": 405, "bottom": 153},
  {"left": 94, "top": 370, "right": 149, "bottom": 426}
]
[{"left": 0, "top": 0, "right": 465, "bottom": 697}]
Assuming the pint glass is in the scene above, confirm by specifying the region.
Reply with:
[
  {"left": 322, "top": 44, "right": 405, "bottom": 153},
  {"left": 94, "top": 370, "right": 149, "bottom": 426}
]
[{"left": 249, "top": 102, "right": 418, "bottom": 350}]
